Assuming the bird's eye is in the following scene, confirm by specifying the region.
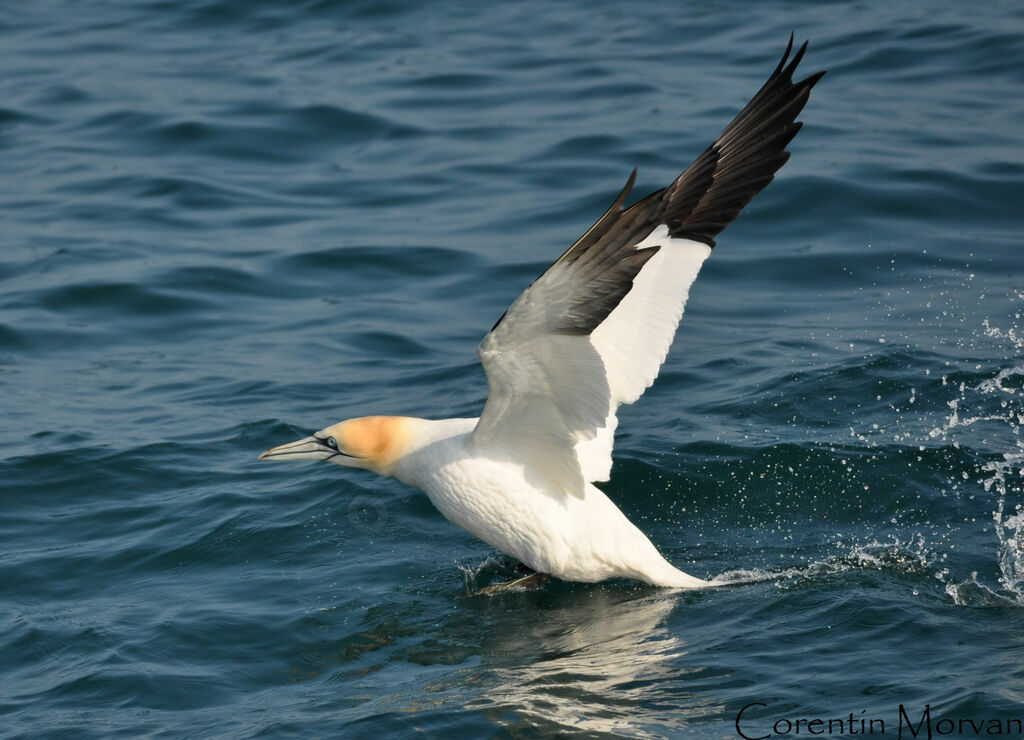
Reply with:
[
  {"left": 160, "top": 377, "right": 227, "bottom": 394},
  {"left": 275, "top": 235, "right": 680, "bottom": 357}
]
[{"left": 325, "top": 437, "right": 339, "bottom": 450}]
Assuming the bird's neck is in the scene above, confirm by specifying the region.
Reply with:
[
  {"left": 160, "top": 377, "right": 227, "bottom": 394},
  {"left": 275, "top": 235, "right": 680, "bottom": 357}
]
[{"left": 384, "top": 417, "right": 478, "bottom": 482}]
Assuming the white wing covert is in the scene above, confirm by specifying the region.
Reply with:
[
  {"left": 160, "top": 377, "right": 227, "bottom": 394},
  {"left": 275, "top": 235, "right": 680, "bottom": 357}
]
[{"left": 473, "top": 38, "right": 824, "bottom": 497}]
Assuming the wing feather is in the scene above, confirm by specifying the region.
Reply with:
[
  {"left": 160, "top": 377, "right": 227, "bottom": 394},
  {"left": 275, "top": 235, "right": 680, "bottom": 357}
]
[{"left": 473, "top": 38, "right": 824, "bottom": 496}]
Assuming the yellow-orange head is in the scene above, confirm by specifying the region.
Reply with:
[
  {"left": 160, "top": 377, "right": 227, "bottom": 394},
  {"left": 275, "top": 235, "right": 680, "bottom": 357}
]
[{"left": 259, "top": 415, "right": 416, "bottom": 476}]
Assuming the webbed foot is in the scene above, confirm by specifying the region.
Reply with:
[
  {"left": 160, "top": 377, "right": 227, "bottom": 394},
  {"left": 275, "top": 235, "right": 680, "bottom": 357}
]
[{"left": 473, "top": 571, "right": 550, "bottom": 595}]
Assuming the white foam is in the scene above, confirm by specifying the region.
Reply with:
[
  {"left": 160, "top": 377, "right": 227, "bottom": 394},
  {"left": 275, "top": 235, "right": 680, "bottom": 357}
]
[{"left": 927, "top": 297, "right": 1024, "bottom": 605}]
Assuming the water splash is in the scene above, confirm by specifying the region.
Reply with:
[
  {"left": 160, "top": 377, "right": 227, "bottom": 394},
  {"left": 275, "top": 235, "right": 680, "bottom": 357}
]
[
  {"left": 928, "top": 293, "right": 1024, "bottom": 604},
  {"left": 711, "top": 535, "right": 940, "bottom": 588},
  {"left": 712, "top": 292, "right": 1024, "bottom": 606},
  {"left": 986, "top": 440, "right": 1024, "bottom": 600}
]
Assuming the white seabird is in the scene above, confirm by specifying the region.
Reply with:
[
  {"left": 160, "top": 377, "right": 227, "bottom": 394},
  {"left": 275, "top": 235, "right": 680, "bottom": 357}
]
[{"left": 260, "top": 38, "right": 824, "bottom": 590}]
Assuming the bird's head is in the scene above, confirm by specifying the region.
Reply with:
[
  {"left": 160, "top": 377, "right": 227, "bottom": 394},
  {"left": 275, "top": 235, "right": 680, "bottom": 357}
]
[{"left": 258, "top": 415, "right": 414, "bottom": 476}]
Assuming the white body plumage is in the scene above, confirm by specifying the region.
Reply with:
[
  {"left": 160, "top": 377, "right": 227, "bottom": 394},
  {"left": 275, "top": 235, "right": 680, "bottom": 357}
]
[{"left": 391, "top": 417, "right": 708, "bottom": 587}]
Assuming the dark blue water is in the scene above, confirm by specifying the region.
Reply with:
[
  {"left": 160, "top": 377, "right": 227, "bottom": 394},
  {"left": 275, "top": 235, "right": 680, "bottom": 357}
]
[{"left": 3, "top": 1, "right": 1024, "bottom": 737}]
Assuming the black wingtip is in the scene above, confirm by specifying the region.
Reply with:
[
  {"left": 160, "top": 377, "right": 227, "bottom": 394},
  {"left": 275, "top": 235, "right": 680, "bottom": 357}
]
[
  {"left": 800, "top": 68, "right": 827, "bottom": 89},
  {"left": 619, "top": 168, "right": 639, "bottom": 207},
  {"left": 787, "top": 39, "right": 809, "bottom": 78},
  {"left": 774, "top": 33, "right": 795, "bottom": 76},
  {"left": 656, "top": 35, "right": 824, "bottom": 246}
]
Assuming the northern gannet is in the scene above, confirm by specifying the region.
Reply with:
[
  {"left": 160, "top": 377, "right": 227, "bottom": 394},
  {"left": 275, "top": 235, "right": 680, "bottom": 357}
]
[{"left": 260, "top": 38, "right": 824, "bottom": 589}]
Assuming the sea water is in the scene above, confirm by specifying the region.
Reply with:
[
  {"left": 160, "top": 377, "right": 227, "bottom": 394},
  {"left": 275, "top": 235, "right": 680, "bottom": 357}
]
[{"left": 2, "top": 1, "right": 1024, "bottom": 736}]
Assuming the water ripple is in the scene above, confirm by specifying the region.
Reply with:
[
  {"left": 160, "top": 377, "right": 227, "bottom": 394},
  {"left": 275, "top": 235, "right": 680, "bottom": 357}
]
[{"left": 4, "top": 2, "right": 1024, "bottom": 737}]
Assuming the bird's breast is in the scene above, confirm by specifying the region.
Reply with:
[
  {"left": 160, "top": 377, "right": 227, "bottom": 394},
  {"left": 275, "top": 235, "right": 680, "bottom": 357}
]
[
  {"left": 393, "top": 430, "right": 679, "bottom": 583},
  {"left": 398, "top": 442, "right": 576, "bottom": 574}
]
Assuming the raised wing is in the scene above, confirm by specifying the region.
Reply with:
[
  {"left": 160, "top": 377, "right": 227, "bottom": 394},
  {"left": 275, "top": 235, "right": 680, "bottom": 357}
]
[{"left": 473, "top": 37, "right": 825, "bottom": 497}]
